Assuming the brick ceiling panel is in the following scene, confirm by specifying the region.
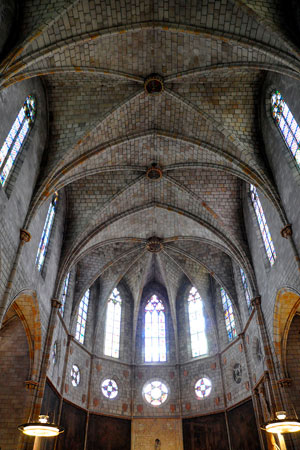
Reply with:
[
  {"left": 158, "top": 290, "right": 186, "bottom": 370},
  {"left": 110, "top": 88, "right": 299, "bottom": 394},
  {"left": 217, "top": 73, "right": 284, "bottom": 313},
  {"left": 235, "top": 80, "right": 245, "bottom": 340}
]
[
  {"left": 17, "top": 0, "right": 294, "bottom": 61},
  {"left": 165, "top": 247, "right": 239, "bottom": 323},
  {"left": 14, "top": 29, "right": 280, "bottom": 81},
  {"left": 41, "top": 76, "right": 141, "bottom": 176},
  {"left": 68, "top": 206, "right": 227, "bottom": 267},
  {"left": 73, "top": 243, "right": 143, "bottom": 308},
  {"left": 62, "top": 175, "right": 242, "bottom": 259},
  {"left": 64, "top": 171, "right": 142, "bottom": 242}
]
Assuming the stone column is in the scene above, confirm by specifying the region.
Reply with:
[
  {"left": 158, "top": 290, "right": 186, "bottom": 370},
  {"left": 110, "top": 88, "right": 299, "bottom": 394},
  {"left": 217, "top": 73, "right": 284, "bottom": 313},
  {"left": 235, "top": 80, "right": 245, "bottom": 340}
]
[
  {"left": 0, "top": 229, "right": 31, "bottom": 326},
  {"left": 240, "top": 332, "right": 266, "bottom": 449},
  {"left": 32, "top": 298, "right": 61, "bottom": 421},
  {"left": 251, "top": 296, "right": 282, "bottom": 414}
]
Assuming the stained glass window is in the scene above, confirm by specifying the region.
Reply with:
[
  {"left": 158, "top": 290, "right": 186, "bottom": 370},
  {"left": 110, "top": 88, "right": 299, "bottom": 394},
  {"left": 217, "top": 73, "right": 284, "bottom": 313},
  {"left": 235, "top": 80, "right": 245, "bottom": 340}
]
[
  {"left": 59, "top": 272, "right": 70, "bottom": 316},
  {"left": 220, "top": 287, "right": 237, "bottom": 342},
  {"left": 52, "top": 342, "right": 57, "bottom": 365},
  {"left": 104, "top": 288, "right": 122, "bottom": 358},
  {"left": 101, "top": 379, "right": 118, "bottom": 399},
  {"left": 143, "top": 380, "right": 168, "bottom": 406},
  {"left": 145, "top": 295, "right": 166, "bottom": 362},
  {"left": 250, "top": 184, "right": 276, "bottom": 266},
  {"left": 239, "top": 268, "right": 252, "bottom": 313},
  {"left": 71, "top": 364, "right": 80, "bottom": 387},
  {"left": 75, "top": 289, "right": 90, "bottom": 344},
  {"left": 195, "top": 377, "right": 212, "bottom": 399},
  {"left": 271, "top": 91, "right": 300, "bottom": 166},
  {"left": 0, "top": 95, "right": 36, "bottom": 186},
  {"left": 187, "top": 287, "right": 207, "bottom": 357},
  {"left": 35, "top": 193, "right": 58, "bottom": 272}
]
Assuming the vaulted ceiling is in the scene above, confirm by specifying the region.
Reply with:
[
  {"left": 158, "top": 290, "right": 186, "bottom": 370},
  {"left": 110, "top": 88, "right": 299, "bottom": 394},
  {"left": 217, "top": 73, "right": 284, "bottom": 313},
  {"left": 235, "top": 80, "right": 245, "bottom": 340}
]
[{"left": 2, "top": 0, "right": 299, "bottom": 325}]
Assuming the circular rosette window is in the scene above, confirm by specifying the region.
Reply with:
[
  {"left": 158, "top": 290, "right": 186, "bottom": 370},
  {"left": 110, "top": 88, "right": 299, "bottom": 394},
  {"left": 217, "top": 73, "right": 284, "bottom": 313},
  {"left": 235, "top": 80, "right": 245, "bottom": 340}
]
[
  {"left": 71, "top": 364, "right": 80, "bottom": 387},
  {"left": 143, "top": 380, "right": 169, "bottom": 407},
  {"left": 195, "top": 377, "right": 212, "bottom": 399},
  {"left": 101, "top": 379, "right": 118, "bottom": 399}
]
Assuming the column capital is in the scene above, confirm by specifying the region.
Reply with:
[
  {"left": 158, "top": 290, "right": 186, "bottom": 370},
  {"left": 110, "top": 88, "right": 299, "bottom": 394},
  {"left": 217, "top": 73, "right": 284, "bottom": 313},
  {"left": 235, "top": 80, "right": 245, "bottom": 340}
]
[
  {"left": 281, "top": 224, "right": 293, "bottom": 239},
  {"left": 251, "top": 296, "right": 261, "bottom": 308},
  {"left": 25, "top": 380, "right": 39, "bottom": 390},
  {"left": 20, "top": 228, "right": 31, "bottom": 243},
  {"left": 277, "top": 378, "right": 292, "bottom": 387},
  {"left": 51, "top": 298, "right": 62, "bottom": 309}
]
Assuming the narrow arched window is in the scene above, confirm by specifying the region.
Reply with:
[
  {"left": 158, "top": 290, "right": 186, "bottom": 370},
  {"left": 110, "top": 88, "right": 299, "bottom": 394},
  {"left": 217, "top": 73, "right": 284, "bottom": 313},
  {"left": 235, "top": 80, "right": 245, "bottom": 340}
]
[
  {"left": 75, "top": 289, "right": 90, "bottom": 344},
  {"left": 35, "top": 193, "right": 58, "bottom": 272},
  {"left": 187, "top": 287, "right": 207, "bottom": 357},
  {"left": 145, "top": 295, "right": 166, "bottom": 362},
  {"left": 59, "top": 272, "right": 70, "bottom": 316},
  {"left": 0, "top": 95, "right": 36, "bottom": 187},
  {"left": 220, "top": 287, "right": 237, "bottom": 342},
  {"left": 104, "top": 288, "right": 122, "bottom": 358},
  {"left": 271, "top": 91, "right": 300, "bottom": 166},
  {"left": 239, "top": 268, "right": 252, "bottom": 313},
  {"left": 250, "top": 184, "right": 276, "bottom": 266}
]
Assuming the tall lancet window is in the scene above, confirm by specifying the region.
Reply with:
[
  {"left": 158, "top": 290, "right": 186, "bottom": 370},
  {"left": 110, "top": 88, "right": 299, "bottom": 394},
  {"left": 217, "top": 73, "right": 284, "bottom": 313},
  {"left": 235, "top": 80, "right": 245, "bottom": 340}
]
[
  {"left": 75, "top": 289, "right": 90, "bottom": 344},
  {"left": 0, "top": 95, "right": 36, "bottom": 187},
  {"left": 59, "top": 272, "right": 70, "bottom": 316},
  {"left": 220, "top": 287, "right": 237, "bottom": 342},
  {"left": 104, "top": 288, "right": 122, "bottom": 358},
  {"left": 145, "top": 295, "right": 166, "bottom": 362},
  {"left": 239, "top": 268, "right": 252, "bottom": 313},
  {"left": 271, "top": 91, "right": 300, "bottom": 166},
  {"left": 187, "top": 287, "right": 207, "bottom": 357},
  {"left": 35, "top": 193, "right": 58, "bottom": 272},
  {"left": 250, "top": 184, "right": 276, "bottom": 266}
]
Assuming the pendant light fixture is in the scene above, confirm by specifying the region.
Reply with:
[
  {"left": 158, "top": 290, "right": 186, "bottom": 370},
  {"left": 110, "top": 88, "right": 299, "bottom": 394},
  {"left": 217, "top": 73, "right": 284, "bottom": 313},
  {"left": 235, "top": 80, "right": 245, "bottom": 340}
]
[{"left": 18, "top": 415, "right": 64, "bottom": 437}]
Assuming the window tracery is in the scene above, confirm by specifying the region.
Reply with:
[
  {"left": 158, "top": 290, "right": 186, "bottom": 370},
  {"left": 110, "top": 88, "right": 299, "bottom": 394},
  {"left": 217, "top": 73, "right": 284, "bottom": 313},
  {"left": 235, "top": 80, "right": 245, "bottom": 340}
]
[
  {"left": 59, "top": 272, "right": 70, "bottom": 316},
  {"left": 271, "top": 91, "right": 300, "bottom": 166},
  {"left": 195, "top": 377, "right": 212, "bottom": 399},
  {"left": 143, "top": 380, "right": 168, "bottom": 406},
  {"left": 187, "top": 287, "right": 207, "bottom": 357},
  {"left": 35, "top": 193, "right": 58, "bottom": 272},
  {"left": 250, "top": 184, "right": 276, "bottom": 266},
  {"left": 101, "top": 379, "right": 118, "bottom": 399},
  {"left": 239, "top": 268, "right": 252, "bottom": 313},
  {"left": 75, "top": 289, "right": 90, "bottom": 344},
  {"left": 145, "top": 295, "right": 166, "bottom": 362},
  {"left": 0, "top": 95, "right": 36, "bottom": 187},
  {"left": 220, "top": 287, "right": 237, "bottom": 342},
  {"left": 104, "top": 288, "right": 122, "bottom": 358}
]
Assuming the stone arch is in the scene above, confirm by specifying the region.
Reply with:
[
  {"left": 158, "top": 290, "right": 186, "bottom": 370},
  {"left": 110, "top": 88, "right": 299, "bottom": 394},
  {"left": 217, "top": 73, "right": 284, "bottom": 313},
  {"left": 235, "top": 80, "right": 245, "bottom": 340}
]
[
  {"left": 0, "top": 290, "right": 40, "bottom": 449},
  {"left": 8, "top": 289, "right": 42, "bottom": 382},
  {"left": 273, "top": 286, "right": 300, "bottom": 377}
]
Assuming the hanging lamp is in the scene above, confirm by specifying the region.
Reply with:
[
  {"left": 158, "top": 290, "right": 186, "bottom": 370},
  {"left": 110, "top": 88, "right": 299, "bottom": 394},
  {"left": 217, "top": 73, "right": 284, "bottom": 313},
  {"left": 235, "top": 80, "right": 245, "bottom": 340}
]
[{"left": 18, "top": 415, "right": 64, "bottom": 437}]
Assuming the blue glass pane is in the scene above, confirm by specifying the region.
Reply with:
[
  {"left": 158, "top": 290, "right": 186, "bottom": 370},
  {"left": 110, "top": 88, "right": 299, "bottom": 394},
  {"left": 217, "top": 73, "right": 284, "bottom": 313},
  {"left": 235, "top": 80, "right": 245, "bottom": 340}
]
[
  {"left": 35, "top": 194, "right": 58, "bottom": 271},
  {"left": 104, "top": 288, "right": 122, "bottom": 358},
  {"left": 271, "top": 91, "right": 300, "bottom": 168},
  {"left": 220, "top": 287, "right": 237, "bottom": 342},
  {"left": 0, "top": 95, "right": 36, "bottom": 186},
  {"left": 144, "top": 295, "right": 166, "bottom": 362},
  {"left": 75, "top": 289, "right": 90, "bottom": 344},
  {"left": 250, "top": 185, "right": 276, "bottom": 266}
]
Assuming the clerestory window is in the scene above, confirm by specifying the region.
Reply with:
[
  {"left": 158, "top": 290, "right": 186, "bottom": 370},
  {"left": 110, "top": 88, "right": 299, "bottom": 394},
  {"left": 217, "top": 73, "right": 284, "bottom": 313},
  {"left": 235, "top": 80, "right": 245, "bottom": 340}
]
[
  {"left": 75, "top": 289, "right": 90, "bottom": 344},
  {"left": 59, "top": 272, "right": 70, "bottom": 316},
  {"left": 145, "top": 295, "right": 166, "bottom": 362},
  {"left": 220, "top": 287, "right": 237, "bottom": 342},
  {"left": 271, "top": 91, "right": 300, "bottom": 167},
  {"left": 187, "top": 287, "right": 207, "bottom": 357},
  {"left": 239, "top": 268, "right": 252, "bottom": 313},
  {"left": 104, "top": 288, "right": 122, "bottom": 358},
  {"left": 250, "top": 184, "right": 276, "bottom": 266},
  {"left": 0, "top": 95, "right": 36, "bottom": 187},
  {"left": 35, "top": 193, "right": 58, "bottom": 272}
]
